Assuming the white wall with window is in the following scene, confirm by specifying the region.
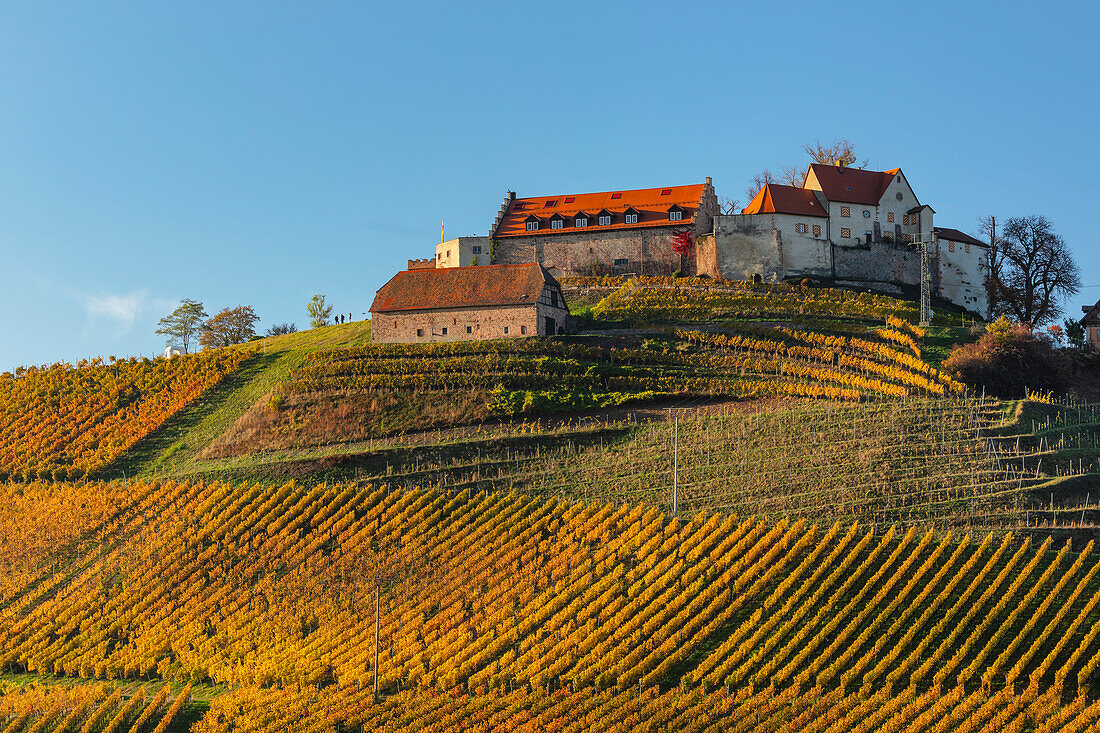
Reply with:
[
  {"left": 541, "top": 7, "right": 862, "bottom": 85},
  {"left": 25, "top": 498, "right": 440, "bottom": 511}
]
[{"left": 435, "top": 236, "right": 492, "bottom": 268}]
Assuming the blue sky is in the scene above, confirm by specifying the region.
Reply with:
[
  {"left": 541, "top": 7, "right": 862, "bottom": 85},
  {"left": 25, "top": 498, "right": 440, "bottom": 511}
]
[{"left": 1, "top": 1, "right": 1098, "bottom": 368}]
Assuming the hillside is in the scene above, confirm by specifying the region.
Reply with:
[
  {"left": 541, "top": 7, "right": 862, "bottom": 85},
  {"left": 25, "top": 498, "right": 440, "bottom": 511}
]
[
  {"left": 4, "top": 480, "right": 1100, "bottom": 730},
  {"left": 3, "top": 277, "right": 1100, "bottom": 730}
]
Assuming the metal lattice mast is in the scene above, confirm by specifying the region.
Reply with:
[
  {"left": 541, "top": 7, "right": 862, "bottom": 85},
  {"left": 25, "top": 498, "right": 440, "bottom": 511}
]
[
  {"left": 912, "top": 231, "right": 936, "bottom": 327},
  {"left": 920, "top": 241, "right": 931, "bottom": 327}
]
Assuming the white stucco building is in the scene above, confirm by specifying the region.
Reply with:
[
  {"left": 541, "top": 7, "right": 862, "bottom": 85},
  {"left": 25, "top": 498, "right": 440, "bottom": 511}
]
[{"left": 697, "top": 164, "right": 990, "bottom": 317}]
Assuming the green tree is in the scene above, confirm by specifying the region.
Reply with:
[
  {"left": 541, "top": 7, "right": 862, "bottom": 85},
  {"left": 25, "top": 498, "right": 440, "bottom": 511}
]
[
  {"left": 1064, "top": 317, "right": 1086, "bottom": 349},
  {"left": 307, "top": 294, "right": 333, "bottom": 328},
  {"left": 155, "top": 299, "right": 207, "bottom": 354}
]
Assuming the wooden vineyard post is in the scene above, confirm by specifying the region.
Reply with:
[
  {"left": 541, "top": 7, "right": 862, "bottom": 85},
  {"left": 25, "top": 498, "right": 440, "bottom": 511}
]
[{"left": 374, "top": 581, "right": 380, "bottom": 704}]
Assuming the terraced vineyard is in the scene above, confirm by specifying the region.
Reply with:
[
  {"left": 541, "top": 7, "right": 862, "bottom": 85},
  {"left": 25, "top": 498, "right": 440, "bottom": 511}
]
[
  {"left": 201, "top": 316, "right": 962, "bottom": 462},
  {"left": 566, "top": 275, "right": 952, "bottom": 324},
  {"left": 4, "top": 479, "right": 1100, "bottom": 730},
  {"left": 0, "top": 350, "right": 247, "bottom": 481}
]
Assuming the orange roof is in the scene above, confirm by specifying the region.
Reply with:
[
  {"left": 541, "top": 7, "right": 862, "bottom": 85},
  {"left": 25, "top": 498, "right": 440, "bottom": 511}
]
[
  {"left": 370, "top": 264, "right": 562, "bottom": 313},
  {"left": 494, "top": 183, "right": 706, "bottom": 237},
  {"left": 742, "top": 184, "right": 828, "bottom": 218},
  {"left": 807, "top": 164, "right": 899, "bottom": 205}
]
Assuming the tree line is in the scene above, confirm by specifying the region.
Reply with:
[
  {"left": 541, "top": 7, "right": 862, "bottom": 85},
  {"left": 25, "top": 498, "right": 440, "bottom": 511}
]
[{"left": 155, "top": 293, "right": 358, "bottom": 353}]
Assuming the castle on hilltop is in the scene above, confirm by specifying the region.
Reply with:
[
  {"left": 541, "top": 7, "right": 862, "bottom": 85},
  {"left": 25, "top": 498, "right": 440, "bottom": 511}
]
[{"left": 402, "top": 164, "right": 990, "bottom": 318}]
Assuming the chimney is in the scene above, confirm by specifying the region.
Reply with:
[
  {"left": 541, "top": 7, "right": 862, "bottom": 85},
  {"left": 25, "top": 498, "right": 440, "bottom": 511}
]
[{"left": 508, "top": 190, "right": 516, "bottom": 201}]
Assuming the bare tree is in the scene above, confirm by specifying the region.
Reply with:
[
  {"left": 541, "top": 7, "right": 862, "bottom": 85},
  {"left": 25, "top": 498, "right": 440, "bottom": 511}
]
[
  {"left": 745, "top": 169, "right": 776, "bottom": 202},
  {"left": 803, "top": 139, "right": 867, "bottom": 168},
  {"left": 780, "top": 165, "right": 804, "bottom": 187},
  {"left": 995, "top": 215, "right": 1080, "bottom": 327},
  {"left": 721, "top": 197, "right": 741, "bottom": 215}
]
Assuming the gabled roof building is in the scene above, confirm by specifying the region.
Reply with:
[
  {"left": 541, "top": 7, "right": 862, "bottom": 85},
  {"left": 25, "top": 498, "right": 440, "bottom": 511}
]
[
  {"left": 489, "top": 180, "right": 719, "bottom": 277},
  {"left": 702, "top": 163, "right": 989, "bottom": 316},
  {"left": 370, "top": 264, "right": 568, "bottom": 344}
]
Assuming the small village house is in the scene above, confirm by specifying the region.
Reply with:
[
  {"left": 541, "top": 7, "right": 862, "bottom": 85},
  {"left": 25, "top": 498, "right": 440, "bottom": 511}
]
[
  {"left": 1082, "top": 299, "right": 1100, "bottom": 350},
  {"left": 370, "top": 263, "right": 569, "bottom": 344}
]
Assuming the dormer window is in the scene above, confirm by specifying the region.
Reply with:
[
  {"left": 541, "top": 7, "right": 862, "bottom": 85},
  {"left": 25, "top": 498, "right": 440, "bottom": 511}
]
[
  {"left": 549, "top": 213, "right": 566, "bottom": 230},
  {"left": 624, "top": 207, "right": 640, "bottom": 225},
  {"left": 668, "top": 205, "right": 685, "bottom": 222},
  {"left": 525, "top": 215, "right": 540, "bottom": 231},
  {"left": 597, "top": 210, "right": 613, "bottom": 226},
  {"left": 575, "top": 214, "right": 589, "bottom": 228}
]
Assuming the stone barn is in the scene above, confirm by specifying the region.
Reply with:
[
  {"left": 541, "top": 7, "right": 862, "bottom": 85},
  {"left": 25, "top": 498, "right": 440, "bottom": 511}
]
[{"left": 370, "top": 263, "right": 569, "bottom": 344}]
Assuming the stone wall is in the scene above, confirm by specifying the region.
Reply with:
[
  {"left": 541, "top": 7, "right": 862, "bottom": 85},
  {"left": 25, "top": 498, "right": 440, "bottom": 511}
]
[
  {"left": 705, "top": 214, "right": 829, "bottom": 282},
  {"left": 833, "top": 241, "right": 921, "bottom": 286},
  {"left": 493, "top": 227, "right": 687, "bottom": 277},
  {"left": 372, "top": 302, "right": 568, "bottom": 344}
]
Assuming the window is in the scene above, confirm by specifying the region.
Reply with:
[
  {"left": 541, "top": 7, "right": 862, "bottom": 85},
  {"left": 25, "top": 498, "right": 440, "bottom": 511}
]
[
  {"left": 472, "top": 246, "right": 482, "bottom": 254},
  {"left": 887, "top": 212, "right": 895, "bottom": 223},
  {"left": 614, "top": 258, "right": 629, "bottom": 266},
  {"left": 669, "top": 210, "right": 683, "bottom": 221},
  {"left": 949, "top": 242, "right": 955, "bottom": 252},
  {"left": 466, "top": 326, "right": 472, "bottom": 333},
  {"left": 840, "top": 206, "right": 851, "bottom": 217},
  {"left": 550, "top": 219, "right": 564, "bottom": 229},
  {"left": 599, "top": 215, "right": 611, "bottom": 226},
  {"left": 521, "top": 325, "right": 527, "bottom": 335},
  {"left": 504, "top": 326, "right": 509, "bottom": 335},
  {"left": 417, "top": 328, "right": 423, "bottom": 337},
  {"left": 544, "top": 200, "right": 557, "bottom": 207},
  {"left": 526, "top": 221, "right": 539, "bottom": 231},
  {"left": 965, "top": 242, "right": 971, "bottom": 254},
  {"left": 795, "top": 223, "right": 808, "bottom": 234},
  {"left": 625, "top": 213, "right": 638, "bottom": 224},
  {"left": 902, "top": 233, "right": 913, "bottom": 244},
  {"left": 661, "top": 188, "right": 672, "bottom": 195},
  {"left": 610, "top": 192, "right": 622, "bottom": 199},
  {"left": 902, "top": 215, "right": 910, "bottom": 225},
  {"left": 863, "top": 210, "right": 871, "bottom": 218},
  {"left": 896, "top": 192, "right": 903, "bottom": 201},
  {"left": 446, "top": 250, "right": 451, "bottom": 258},
  {"left": 812, "top": 224, "right": 821, "bottom": 237},
  {"left": 563, "top": 196, "right": 575, "bottom": 203},
  {"left": 840, "top": 228, "right": 851, "bottom": 238},
  {"left": 441, "top": 327, "right": 448, "bottom": 335},
  {"left": 575, "top": 217, "right": 588, "bottom": 227}
]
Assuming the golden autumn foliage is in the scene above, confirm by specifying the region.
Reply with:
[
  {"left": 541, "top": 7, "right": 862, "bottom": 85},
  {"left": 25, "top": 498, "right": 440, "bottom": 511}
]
[{"left": 0, "top": 350, "right": 247, "bottom": 481}]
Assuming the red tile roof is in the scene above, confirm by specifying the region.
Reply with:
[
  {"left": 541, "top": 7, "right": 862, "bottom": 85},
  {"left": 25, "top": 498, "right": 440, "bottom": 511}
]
[
  {"left": 742, "top": 184, "right": 828, "bottom": 218},
  {"left": 934, "top": 227, "right": 988, "bottom": 248},
  {"left": 807, "top": 164, "right": 899, "bottom": 205},
  {"left": 494, "top": 183, "right": 706, "bottom": 237},
  {"left": 370, "top": 264, "right": 562, "bottom": 313}
]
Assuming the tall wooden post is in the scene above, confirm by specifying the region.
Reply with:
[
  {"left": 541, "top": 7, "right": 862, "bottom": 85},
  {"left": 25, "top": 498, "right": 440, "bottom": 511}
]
[{"left": 373, "top": 581, "right": 380, "bottom": 704}]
